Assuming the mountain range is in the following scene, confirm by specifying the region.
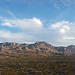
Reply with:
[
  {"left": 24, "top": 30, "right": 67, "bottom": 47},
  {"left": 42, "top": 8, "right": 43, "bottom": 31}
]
[{"left": 0, "top": 41, "right": 75, "bottom": 57}]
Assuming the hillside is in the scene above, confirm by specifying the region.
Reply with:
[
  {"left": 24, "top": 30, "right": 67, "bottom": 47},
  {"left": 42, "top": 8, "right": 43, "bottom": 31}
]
[{"left": 0, "top": 41, "right": 74, "bottom": 57}]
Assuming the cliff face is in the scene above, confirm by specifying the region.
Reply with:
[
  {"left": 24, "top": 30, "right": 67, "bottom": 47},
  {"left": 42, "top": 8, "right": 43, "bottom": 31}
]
[{"left": 0, "top": 42, "right": 74, "bottom": 57}]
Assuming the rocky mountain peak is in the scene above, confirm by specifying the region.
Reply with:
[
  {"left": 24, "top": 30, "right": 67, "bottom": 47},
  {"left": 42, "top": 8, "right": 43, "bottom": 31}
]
[{"left": 35, "top": 41, "right": 52, "bottom": 47}]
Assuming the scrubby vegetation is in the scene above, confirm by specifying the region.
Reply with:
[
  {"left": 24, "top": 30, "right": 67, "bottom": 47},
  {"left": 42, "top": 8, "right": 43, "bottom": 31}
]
[{"left": 0, "top": 56, "right": 75, "bottom": 75}]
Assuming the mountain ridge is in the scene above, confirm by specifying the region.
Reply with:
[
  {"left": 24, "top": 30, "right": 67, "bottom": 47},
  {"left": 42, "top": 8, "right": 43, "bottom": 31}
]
[{"left": 0, "top": 41, "right": 74, "bottom": 57}]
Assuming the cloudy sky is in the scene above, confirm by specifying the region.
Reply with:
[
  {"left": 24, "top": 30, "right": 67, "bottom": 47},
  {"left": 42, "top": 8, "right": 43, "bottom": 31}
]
[{"left": 0, "top": 0, "right": 75, "bottom": 46}]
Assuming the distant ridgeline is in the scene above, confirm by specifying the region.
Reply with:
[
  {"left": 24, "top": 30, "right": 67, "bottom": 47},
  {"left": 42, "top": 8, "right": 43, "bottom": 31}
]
[{"left": 0, "top": 42, "right": 75, "bottom": 57}]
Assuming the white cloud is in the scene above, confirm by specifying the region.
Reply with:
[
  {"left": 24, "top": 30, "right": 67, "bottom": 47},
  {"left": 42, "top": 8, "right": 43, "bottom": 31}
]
[
  {"left": 60, "top": 28, "right": 66, "bottom": 33},
  {"left": 54, "top": 3, "right": 60, "bottom": 9},
  {"left": 63, "top": 25, "right": 70, "bottom": 30},
  {"left": 63, "top": 36, "right": 75, "bottom": 40},
  {"left": 0, "top": 30, "right": 34, "bottom": 43},
  {"left": 59, "top": 25, "right": 70, "bottom": 34},
  {"left": 0, "top": 17, "right": 43, "bottom": 33},
  {"left": 0, "top": 16, "right": 75, "bottom": 46},
  {"left": 49, "top": 0, "right": 75, "bottom": 9},
  {"left": 1, "top": 22, "right": 13, "bottom": 27},
  {"left": 8, "top": 10, "right": 16, "bottom": 18},
  {"left": 50, "top": 21, "right": 70, "bottom": 34},
  {"left": 33, "top": 17, "right": 42, "bottom": 25},
  {"left": 47, "top": 20, "right": 75, "bottom": 46},
  {"left": 61, "top": 0, "right": 72, "bottom": 7},
  {"left": 0, "top": 16, "right": 3, "bottom": 19},
  {"left": 51, "top": 22, "right": 62, "bottom": 29}
]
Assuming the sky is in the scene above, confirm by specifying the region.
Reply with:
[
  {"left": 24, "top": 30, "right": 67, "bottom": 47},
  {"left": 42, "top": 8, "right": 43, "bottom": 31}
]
[{"left": 0, "top": 0, "right": 75, "bottom": 46}]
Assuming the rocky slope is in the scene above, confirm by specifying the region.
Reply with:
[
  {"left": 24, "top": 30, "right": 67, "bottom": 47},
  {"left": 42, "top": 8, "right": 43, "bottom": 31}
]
[{"left": 0, "top": 41, "right": 74, "bottom": 57}]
